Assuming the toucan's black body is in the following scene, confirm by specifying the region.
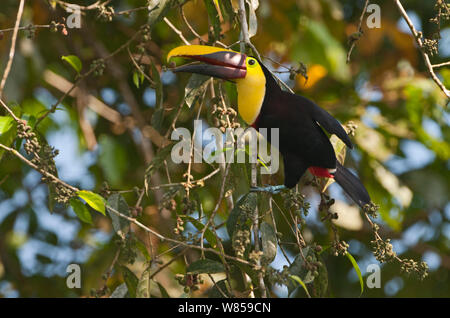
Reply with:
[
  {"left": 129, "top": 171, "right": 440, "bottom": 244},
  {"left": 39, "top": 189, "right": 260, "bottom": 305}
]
[
  {"left": 167, "top": 45, "right": 372, "bottom": 208},
  {"left": 255, "top": 62, "right": 370, "bottom": 207},
  {"left": 255, "top": 63, "right": 348, "bottom": 185}
]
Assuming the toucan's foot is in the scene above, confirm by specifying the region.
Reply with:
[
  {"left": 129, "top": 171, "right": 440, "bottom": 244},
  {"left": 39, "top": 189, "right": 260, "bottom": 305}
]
[{"left": 250, "top": 185, "right": 287, "bottom": 195}]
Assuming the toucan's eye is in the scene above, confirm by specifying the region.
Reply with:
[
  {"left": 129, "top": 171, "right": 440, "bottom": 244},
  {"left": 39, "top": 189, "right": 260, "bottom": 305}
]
[{"left": 248, "top": 58, "right": 256, "bottom": 67}]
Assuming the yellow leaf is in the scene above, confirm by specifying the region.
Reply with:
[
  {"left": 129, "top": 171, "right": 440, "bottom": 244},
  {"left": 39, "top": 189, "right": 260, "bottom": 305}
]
[{"left": 297, "top": 64, "right": 328, "bottom": 89}]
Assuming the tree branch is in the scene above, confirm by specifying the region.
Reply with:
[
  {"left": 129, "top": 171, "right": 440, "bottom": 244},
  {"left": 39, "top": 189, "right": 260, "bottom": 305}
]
[
  {"left": 394, "top": 0, "right": 450, "bottom": 99},
  {"left": 346, "top": 0, "right": 369, "bottom": 63},
  {"left": 0, "top": 0, "right": 26, "bottom": 98},
  {"left": 238, "top": 0, "right": 267, "bottom": 298}
]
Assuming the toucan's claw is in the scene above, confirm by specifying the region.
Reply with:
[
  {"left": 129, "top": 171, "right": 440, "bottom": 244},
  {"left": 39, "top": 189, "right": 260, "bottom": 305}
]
[{"left": 250, "top": 185, "right": 287, "bottom": 195}]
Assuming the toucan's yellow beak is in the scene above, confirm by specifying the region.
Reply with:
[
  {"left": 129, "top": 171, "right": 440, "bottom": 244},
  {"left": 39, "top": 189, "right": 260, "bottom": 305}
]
[{"left": 167, "top": 45, "right": 247, "bottom": 80}]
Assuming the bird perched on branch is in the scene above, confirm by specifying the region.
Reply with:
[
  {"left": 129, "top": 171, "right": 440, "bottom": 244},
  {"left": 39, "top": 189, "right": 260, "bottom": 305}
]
[{"left": 167, "top": 45, "right": 371, "bottom": 209}]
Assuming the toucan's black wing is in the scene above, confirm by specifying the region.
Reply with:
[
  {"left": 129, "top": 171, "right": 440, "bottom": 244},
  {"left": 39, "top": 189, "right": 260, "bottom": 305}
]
[
  {"left": 259, "top": 62, "right": 351, "bottom": 148},
  {"left": 257, "top": 89, "right": 339, "bottom": 172},
  {"left": 294, "top": 95, "right": 353, "bottom": 149},
  {"left": 282, "top": 152, "right": 308, "bottom": 188}
]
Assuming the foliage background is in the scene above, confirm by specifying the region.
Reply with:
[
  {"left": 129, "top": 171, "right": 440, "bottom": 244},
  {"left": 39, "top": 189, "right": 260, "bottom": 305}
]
[{"left": 0, "top": 0, "right": 449, "bottom": 297}]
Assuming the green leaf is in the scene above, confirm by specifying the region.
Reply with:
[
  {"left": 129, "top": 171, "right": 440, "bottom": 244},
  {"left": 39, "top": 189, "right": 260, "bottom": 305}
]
[
  {"left": 0, "top": 116, "right": 14, "bottom": 134},
  {"left": 290, "top": 275, "right": 311, "bottom": 298},
  {"left": 98, "top": 135, "right": 127, "bottom": 188},
  {"left": 183, "top": 216, "right": 217, "bottom": 248},
  {"left": 36, "top": 136, "right": 58, "bottom": 213},
  {"left": 121, "top": 266, "right": 139, "bottom": 298},
  {"left": 148, "top": 0, "right": 176, "bottom": 26},
  {"left": 61, "top": 55, "right": 82, "bottom": 73},
  {"left": 133, "top": 72, "right": 140, "bottom": 88},
  {"left": 187, "top": 259, "right": 225, "bottom": 274},
  {"left": 22, "top": 99, "right": 52, "bottom": 131},
  {"left": 36, "top": 254, "right": 52, "bottom": 264},
  {"left": 136, "top": 266, "right": 151, "bottom": 298},
  {"left": 287, "top": 247, "right": 316, "bottom": 296},
  {"left": 301, "top": 20, "right": 350, "bottom": 81},
  {"left": 226, "top": 193, "right": 255, "bottom": 260},
  {"left": 346, "top": 252, "right": 364, "bottom": 297},
  {"left": 207, "top": 279, "right": 231, "bottom": 298},
  {"left": 132, "top": 71, "right": 144, "bottom": 88},
  {"left": 0, "top": 116, "right": 16, "bottom": 162},
  {"left": 134, "top": 239, "right": 151, "bottom": 261},
  {"left": 260, "top": 222, "right": 277, "bottom": 265},
  {"left": 312, "top": 255, "right": 328, "bottom": 297},
  {"left": 246, "top": 0, "right": 259, "bottom": 38},
  {"left": 204, "top": 0, "right": 221, "bottom": 40},
  {"left": 226, "top": 193, "right": 257, "bottom": 239},
  {"left": 157, "top": 282, "right": 171, "bottom": 298},
  {"left": 184, "top": 74, "right": 209, "bottom": 108},
  {"left": 77, "top": 190, "right": 106, "bottom": 215},
  {"left": 150, "top": 61, "right": 164, "bottom": 131},
  {"left": 110, "top": 283, "right": 128, "bottom": 298},
  {"left": 69, "top": 198, "right": 93, "bottom": 225},
  {"left": 106, "top": 193, "right": 130, "bottom": 239},
  {"left": 151, "top": 108, "right": 164, "bottom": 133},
  {"left": 320, "top": 133, "right": 347, "bottom": 192},
  {"left": 218, "top": 0, "right": 235, "bottom": 24},
  {"left": 48, "top": 183, "right": 57, "bottom": 214},
  {"left": 144, "top": 143, "right": 175, "bottom": 194}
]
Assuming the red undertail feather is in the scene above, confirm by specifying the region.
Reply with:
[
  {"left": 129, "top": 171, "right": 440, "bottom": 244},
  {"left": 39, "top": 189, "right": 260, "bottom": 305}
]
[{"left": 308, "top": 166, "right": 335, "bottom": 178}]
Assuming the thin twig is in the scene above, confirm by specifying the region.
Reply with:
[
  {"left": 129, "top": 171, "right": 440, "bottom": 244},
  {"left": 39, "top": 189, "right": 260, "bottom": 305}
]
[
  {"left": 269, "top": 198, "right": 292, "bottom": 266},
  {"left": 117, "top": 6, "right": 148, "bottom": 16},
  {"left": 208, "top": 274, "right": 229, "bottom": 298},
  {"left": 0, "top": 98, "right": 21, "bottom": 122},
  {"left": 98, "top": 248, "right": 121, "bottom": 294},
  {"left": 394, "top": 0, "right": 450, "bottom": 99},
  {"left": 164, "top": 17, "right": 190, "bottom": 45},
  {"left": 0, "top": 132, "right": 253, "bottom": 267},
  {"left": 0, "top": 142, "right": 78, "bottom": 192},
  {"left": 346, "top": 0, "right": 369, "bottom": 64},
  {"left": 238, "top": 0, "right": 259, "bottom": 59},
  {"left": 53, "top": 0, "right": 111, "bottom": 11},
  {"left": 185, "top": 91, "right": 205, "bottom": 196},
  {"left": 200, "top": 162, "right": 231, "bottom": 254},
  {"left": 432, "top": 61, "right": 450, "bottom": 68},
  {"left": 237, "top": 0, "right": 293, "bottom": 94},
  {"left": 149, "top": 249, "right": 187, "bottom": 279},
  {"left": 0, "top": 24, "right": 50, "bottom": 33},
  {"left": 0, "top": 0, "right": 26, "bottom": 98},
  {"left": 237, "top": 0, "right": 267, "bottom": 298},
  {"left": 127, "top": 47, "right": 156, "bottom": 86},
  {"left": 35, "top": 25, "right": 145, "bottom": 128},
  {"left": 214, "top": 83, "right": 235, "bottom": 209},
  {"left": 106, "top": 203, "right": 254, "bottom": 266},
  {"left": 180, "top": 6, "right": 205, "bottom": 44},
  {"left": 146, "top": 168, "right": 220, "bottom": 191},
  {"left": 35, "top": 77, "right": 84, "bottom": 127}
]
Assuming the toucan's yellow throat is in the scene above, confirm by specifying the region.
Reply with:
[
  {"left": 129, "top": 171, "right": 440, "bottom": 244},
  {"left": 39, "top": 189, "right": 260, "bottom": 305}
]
[{"left": 167, "top": 45, "right": 266, "bottom": 126}]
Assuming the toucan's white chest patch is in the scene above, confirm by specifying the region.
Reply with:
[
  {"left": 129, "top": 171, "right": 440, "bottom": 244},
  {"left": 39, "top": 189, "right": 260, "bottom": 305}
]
[{"left": 236, "top": 66, "right": 266, "bottom": 125}]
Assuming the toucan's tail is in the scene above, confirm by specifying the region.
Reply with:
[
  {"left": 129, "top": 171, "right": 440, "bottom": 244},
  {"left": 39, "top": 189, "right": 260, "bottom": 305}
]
[{"left": 334, "top": 161, "right": 371, "bottom": 209}]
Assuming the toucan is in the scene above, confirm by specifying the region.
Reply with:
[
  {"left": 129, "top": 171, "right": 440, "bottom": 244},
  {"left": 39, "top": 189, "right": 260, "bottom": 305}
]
[{"left": 167, "top": 45, "right": 371, "bottom": 209}]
